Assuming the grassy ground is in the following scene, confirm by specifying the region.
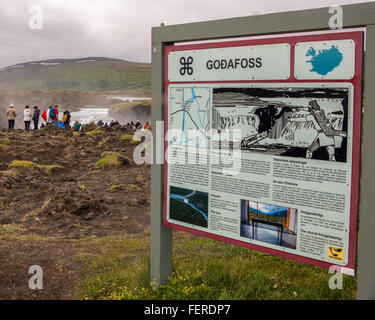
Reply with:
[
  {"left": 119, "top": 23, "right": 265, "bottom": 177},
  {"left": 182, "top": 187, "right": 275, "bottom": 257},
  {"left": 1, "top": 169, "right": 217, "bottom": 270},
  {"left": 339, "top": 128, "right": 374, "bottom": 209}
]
[{"left": 76, "top": 231, "right": 357, "bottom": 300}]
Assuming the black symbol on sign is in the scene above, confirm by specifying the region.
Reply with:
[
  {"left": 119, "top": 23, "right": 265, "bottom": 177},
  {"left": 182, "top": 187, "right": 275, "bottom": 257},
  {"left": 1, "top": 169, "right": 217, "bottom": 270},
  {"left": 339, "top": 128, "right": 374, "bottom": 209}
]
[
  {"left": 329, "top": 247, "right": 343, "bottom": 257},
  {"left": 180, "top": 56, "right": 193, "bottom": 76}
]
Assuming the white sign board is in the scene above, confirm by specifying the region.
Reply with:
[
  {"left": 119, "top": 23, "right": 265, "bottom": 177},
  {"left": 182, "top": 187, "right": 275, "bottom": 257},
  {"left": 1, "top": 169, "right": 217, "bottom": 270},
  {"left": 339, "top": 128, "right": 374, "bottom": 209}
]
[{"left": 168, "top": 43, "right": 291, "bottom": 82}]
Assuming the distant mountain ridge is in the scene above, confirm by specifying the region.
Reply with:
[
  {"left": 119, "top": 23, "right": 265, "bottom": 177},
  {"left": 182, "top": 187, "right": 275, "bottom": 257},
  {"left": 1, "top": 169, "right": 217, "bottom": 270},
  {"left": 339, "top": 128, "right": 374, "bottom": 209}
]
[
  {"left": 1, "top": 57, "right": 125, "bottom": 69},
  {"left": 0, "top": 57, "right": 151, "bottom": 94}
]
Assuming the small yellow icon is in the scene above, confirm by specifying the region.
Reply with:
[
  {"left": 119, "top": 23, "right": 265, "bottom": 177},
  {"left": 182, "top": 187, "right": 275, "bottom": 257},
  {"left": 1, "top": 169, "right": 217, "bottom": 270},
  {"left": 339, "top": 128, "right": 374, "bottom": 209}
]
[{"left": 328, "top": 246, "right": 344, "bottom": 261}]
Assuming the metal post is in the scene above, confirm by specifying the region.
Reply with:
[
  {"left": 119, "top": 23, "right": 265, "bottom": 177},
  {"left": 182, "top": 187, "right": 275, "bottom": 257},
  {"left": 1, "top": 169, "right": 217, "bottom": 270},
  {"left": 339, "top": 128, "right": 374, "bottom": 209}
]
[
  {"left": 150, "top": 40, "right": 173, "bottom": 287},
  {"left": 357, "top": 24, "right": 375, "bottom": 300}
]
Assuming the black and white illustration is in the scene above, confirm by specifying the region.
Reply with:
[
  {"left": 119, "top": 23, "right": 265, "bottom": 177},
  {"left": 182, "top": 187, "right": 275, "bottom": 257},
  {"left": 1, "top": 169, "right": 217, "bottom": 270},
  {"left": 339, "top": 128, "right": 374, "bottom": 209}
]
[{"left": 212, "top": 87, "right": 349, "bottom": 162}]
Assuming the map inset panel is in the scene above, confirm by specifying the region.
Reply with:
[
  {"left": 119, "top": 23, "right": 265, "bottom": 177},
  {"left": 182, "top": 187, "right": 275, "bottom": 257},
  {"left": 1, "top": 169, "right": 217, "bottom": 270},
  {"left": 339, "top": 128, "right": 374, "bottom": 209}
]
[{"left": 169, "top": 87, "right": 210, "bottom": 148}]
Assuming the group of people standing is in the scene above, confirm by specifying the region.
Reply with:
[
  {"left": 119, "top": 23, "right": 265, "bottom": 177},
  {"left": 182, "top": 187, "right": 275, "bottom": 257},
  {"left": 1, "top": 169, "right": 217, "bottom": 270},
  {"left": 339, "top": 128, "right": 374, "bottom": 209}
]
[
  {"left": 5, "top": 104, "right": 149, "bottom": 132},
  {"left": 4, "top": 104, "right": 78, "bottom": 132},
  {"left": 6, "top": 104, "right": 41, "bottom": 131}
]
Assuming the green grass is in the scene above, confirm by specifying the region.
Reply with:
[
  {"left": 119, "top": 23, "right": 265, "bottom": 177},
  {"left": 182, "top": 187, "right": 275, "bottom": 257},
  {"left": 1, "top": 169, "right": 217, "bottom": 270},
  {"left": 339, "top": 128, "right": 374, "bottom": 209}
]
[
  {"left": 0, "top": 138, "right": 10, "bottom": 145},
  {"left": 76, "top": 233, "right": 357, "bottom": 300},
  {"left": 86, "top": 128, "right": 105, "bottom": 136},
  {"left": 95, "top": 152, "right": 131, "bottom": 168},
  {"left": 119, "top": 135, "right": 133, "bottom": 142},
  {"left": 0, "top": 224, "right": 23, "bottom": 235},
  {"left": 119, "top": 135, "right": 143, "bottom": 145},
  {"left": 8, "top": 160, "right": 64, "bottom": 176}
]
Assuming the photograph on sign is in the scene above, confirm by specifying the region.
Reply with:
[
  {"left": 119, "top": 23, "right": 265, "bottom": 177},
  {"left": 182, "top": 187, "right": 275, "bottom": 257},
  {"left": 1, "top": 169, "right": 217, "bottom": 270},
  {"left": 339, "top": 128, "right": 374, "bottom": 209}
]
[
  {"left": 240, "top": 200, "right": 297, "bottom": 250},
  {"left": 170, "top": 186, "right": 209, "bottom": 228}
]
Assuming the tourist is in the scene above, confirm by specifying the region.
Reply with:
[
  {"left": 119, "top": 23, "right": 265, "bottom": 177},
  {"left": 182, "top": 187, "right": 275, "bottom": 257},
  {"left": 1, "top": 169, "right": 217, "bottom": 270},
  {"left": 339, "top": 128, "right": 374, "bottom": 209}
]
[
  {"left": 24, "top": 106, "right": 32, "bottom": 131},
  {"left": 50, "top": 105, "right": 59, "bottom": 125},
  {"left": 55, "top": 105, "right": 59, "bottom": 120},
  {"left": 41, "top": 108, "right": 48, "bottom": 123},
  {"left": 62, "top": 108, "right": 71, "bottom": 130},
  {"left": 32, "top": 106, "right": 40, "bottom": 130},
  {"left": 135, "top": 120, "right": 142, "bottom": 129},
  {"left": 72, "top": 120, "right": 82, "bottom": 132},
  {"left": 6, "top": 104, "right": 17, "bottom": 131},
  {"left": 52, "top": 105, "right": 59, "bottom": 125},
  {"left": 97, "top": 120, "right": 104, "bottom": 126},
  {"left": 49, "top": 105, "right": 57, "bottom": 125}
]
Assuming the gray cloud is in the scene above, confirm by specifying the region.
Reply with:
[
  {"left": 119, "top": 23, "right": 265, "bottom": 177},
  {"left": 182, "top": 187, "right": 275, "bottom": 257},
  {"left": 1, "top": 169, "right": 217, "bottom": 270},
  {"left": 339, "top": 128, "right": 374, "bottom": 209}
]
[{"left": 0, "top": 0, "right": 371, "bottom": 68}]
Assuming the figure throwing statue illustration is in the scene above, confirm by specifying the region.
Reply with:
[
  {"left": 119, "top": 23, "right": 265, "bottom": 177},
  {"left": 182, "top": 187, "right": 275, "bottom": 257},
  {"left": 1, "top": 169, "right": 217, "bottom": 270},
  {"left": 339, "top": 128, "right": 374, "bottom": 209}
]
[{"left": 305, "top": 100, "right": 346, "bottom": 161}]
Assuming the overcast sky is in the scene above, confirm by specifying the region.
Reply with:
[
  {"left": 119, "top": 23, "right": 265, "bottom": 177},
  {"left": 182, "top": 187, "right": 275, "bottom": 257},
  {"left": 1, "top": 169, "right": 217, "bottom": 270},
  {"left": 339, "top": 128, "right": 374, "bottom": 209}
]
[{"left": 0, "top": 0, "right": 372, "bottom": 68}]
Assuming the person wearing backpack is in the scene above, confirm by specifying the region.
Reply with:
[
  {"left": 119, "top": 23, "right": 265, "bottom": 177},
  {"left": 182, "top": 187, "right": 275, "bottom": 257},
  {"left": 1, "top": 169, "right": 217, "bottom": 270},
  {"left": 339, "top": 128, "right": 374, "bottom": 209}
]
[
  {"left": 49, "top": 105, "right": 57, "bottom": 125},
  {"left": 32, "top": 106, "right": 40, "bottom": 130},
  {"left": 62, "top": 108, "right": 71, "bottom": 130},
  {"left": 47, "top": 106, "right": 53, "bottom": 123},
  {"left": 24, "top": 106, "right": 32, "bottom": 131}
]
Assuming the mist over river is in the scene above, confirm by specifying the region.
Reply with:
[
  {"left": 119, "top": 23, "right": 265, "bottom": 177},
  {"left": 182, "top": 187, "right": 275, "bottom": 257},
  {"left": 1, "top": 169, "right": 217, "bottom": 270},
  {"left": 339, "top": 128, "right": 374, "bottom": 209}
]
[
  {"left": 70, "top": 96, "right": 151, "bottom": 124},
  {"left": 70, "top": 108, "right": 111, "bottom": 125}
]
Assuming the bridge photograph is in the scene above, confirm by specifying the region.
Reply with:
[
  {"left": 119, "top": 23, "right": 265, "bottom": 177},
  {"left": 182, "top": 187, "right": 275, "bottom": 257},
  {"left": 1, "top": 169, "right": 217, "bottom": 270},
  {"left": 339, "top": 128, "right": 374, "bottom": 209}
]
[{"left": 169, "top": 186, "right": 209, "bottom": 228}]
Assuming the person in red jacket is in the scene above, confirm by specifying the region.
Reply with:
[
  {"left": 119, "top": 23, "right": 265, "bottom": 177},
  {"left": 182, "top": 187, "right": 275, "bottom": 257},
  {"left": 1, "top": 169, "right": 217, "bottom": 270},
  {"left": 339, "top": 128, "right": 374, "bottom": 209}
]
[{"left": 50, "top": 105, "right": 59, "bottom": 125}]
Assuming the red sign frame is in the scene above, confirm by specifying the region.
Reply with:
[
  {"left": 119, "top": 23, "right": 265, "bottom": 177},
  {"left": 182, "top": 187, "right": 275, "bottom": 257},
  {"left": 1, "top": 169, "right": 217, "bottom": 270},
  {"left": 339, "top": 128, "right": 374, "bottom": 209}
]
[{"left": 163, "top": 31, "right": 363, "bottom": 272}]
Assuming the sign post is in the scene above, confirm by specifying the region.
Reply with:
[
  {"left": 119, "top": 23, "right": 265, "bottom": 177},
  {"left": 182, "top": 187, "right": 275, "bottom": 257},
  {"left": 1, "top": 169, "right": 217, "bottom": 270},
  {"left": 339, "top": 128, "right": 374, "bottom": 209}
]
[
  {"left": 151, "top": 2, "right": 375, "bottom": 298},
  {"left": 150, "top": 40, "right": 173, "bottom": 287},
  {"left": 357, "top": 24, "right": 375, "bottom": 300}
]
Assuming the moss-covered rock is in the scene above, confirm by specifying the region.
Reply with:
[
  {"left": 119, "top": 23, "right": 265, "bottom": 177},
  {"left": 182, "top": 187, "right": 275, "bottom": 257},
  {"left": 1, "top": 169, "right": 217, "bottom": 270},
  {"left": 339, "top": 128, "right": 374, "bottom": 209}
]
[
  {"left": 0, "top": 138, "right": 10, "bottom": 145},
  {"left": 8, "top": 160, "right": 64, "bottom": 176},
  {"left": 86, "top": 128, "right": 105, "bottom": 136},
  {"left": 95, "top": 152, "right": 131, "bottom": 168}
]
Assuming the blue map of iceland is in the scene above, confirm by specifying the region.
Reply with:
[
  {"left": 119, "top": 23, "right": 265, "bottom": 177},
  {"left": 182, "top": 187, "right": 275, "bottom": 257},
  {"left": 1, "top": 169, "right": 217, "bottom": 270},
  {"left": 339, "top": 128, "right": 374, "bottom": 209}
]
[{"left": 306, "top": 45, "right": 343, "bottom": 76}]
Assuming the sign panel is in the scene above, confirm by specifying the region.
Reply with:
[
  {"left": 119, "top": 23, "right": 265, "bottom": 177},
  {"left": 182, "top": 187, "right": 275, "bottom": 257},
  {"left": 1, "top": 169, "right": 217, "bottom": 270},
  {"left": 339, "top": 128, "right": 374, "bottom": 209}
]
[
  {"left": 295, "top": 39, "right": 356, "bottom": 80},
  {"left": 164, "top": 31, "right": 362, "bottom": 273},
  {"left": 168, "top": 43, "right": 291, "bottom": 82}
]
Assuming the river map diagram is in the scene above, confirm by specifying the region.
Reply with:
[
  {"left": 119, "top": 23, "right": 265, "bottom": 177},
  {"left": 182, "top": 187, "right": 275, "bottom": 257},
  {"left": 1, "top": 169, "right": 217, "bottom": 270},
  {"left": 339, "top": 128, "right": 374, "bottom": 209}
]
[{"left": 169, "top": 87, "right": 211, "bottom": 148}]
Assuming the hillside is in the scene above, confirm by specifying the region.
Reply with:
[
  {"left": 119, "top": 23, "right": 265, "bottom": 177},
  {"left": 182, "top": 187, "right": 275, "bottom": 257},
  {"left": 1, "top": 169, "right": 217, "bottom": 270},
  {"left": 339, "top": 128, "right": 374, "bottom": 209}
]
[
  {"left": 0, "top": 57, "right": 151, "bottom": 94},
  {"left": 109, "top": 100, "right": 151, "bottom": 123}
]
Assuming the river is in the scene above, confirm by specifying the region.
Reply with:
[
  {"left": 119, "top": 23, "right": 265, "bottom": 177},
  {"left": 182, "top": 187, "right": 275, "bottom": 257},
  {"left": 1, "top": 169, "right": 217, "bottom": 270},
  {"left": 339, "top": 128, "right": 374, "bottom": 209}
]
[
  {"left": 70, "top": 96, "right": 151, "bottom": 124},
  {"left": 70, "top": 108, "right": 111, "bottom": 125}
]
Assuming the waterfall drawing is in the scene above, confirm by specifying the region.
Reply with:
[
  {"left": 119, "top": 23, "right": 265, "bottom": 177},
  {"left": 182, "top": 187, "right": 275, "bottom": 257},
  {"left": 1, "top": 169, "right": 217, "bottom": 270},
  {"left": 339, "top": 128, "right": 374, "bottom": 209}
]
[{"left": 212, "top": 87, "right": 349, "bottom": 162}]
